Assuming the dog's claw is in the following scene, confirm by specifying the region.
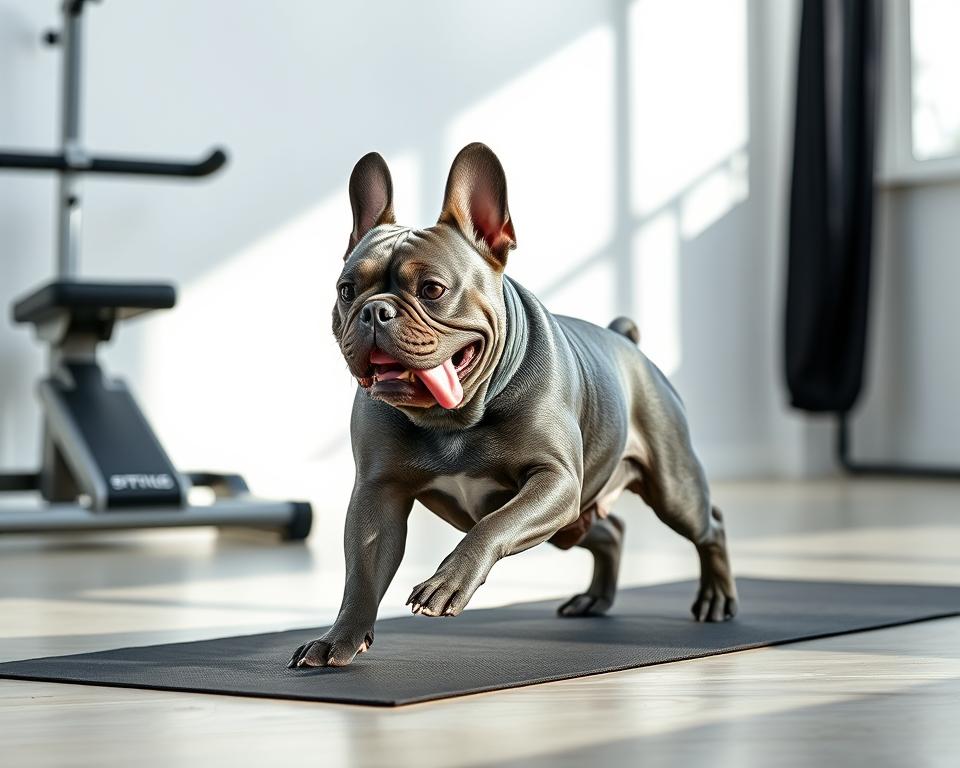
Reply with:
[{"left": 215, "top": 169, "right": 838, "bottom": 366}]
[
  {"left": 287, "top": 646, "right": 304, "bottom": 668},
  {"left": 288, "top": 640, "right": 317, "bottom": 668},
  {"left": 408, "top": 564, "right": 479, "bottom": 618},
  {"left": 407, "top": 585, "right": 428, "bottom": 607}
]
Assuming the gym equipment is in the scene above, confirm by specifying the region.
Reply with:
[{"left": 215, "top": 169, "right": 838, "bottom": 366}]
[{"left": 0, "top": 0, "right": 312, "bottom": 539}]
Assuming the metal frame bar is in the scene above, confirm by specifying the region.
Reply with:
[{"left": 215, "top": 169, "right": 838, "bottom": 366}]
[
  {"left": 37, "top": 376, "right": 111, "bottom": 507},
  {"left": 0, "top": 470, "right": 312, "bottom": 539},
  {"left": 0, "top": 498, "right": 308, "bottom": 536},
  {"left": 0, "top": 149, "right": 227, "bottom": 177},
  {"left": 57, "top": 0, "right": 84, "bottom": 277},
  {"left": 836, "top": 412, "right": 960, "bottom": 479}
]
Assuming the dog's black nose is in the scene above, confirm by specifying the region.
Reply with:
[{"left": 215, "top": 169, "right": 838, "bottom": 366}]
[{"left": 359, "top": 300, "right": 397, "bottom": 326}]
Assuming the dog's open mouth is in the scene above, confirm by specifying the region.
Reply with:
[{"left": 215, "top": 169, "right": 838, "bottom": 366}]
[{"left": 357, "top": 341, "right": 482, "bottom": 409}]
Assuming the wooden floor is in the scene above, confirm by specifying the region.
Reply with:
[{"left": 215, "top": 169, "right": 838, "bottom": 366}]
[{"left": 2, "top": 478, "right": 959, "bottom": 767}]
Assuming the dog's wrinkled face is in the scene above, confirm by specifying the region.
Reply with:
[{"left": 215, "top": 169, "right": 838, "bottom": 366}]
[
  {"left": 334, "top": 225, "right": 501, "bottom": 413},
  {"left": 332, "top": 144, "right": 517, "bottom": 426}
]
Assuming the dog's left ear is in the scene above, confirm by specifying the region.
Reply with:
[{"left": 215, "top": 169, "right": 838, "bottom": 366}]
[
  {"left": 438, "top": 143, "right": 516, "bottom": 269},
  {"left": 346, "top": 152, "right": 396, "bottom": 258}
]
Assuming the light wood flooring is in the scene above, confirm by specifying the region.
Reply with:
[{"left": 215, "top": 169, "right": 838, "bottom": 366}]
[{"left": 1, "top": 478, "right": 959, "bottom": 767}]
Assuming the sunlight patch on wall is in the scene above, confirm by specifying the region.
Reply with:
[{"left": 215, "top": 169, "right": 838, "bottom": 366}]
[
  {"left": 633, "top": 211, "right": 681, "bottom": 376},
  {"left": 629, "top": 0, "right": 748, "bottom": 216},
  {"left": 679, "top": 149, "right": 749, "bottom": 240},
  {"left": 141, "top": 153, "right": 421, "bottom": 507},
  {"left": 539, "top": 256, "right": 616, "bottom": 326},
  {"left": 445, "top": 26, "right": 615, "bottom": 298}
]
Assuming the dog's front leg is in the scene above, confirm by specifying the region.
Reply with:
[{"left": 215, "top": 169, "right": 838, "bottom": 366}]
[
  {"left": 407, "top": 466, "right": 581, "bottom": 617},
  {"left": 288, "top": 481, "right": 412, "bottom": 668}
]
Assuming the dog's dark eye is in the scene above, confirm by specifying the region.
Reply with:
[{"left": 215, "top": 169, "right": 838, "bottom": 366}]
[
  {"left": 420, "top": 281, "right": 446, "bottom": 301},
  {"left": 339, "top": 283, "right": 356, "bottom": 302}
]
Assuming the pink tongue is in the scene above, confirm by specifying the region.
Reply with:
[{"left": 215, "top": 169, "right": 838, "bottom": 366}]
[
  {"left": 414, "top": 359, "right": 463, "bottom": 409},
  {"left": 369, "top": 350, "right": 463, "bottom": 409}
]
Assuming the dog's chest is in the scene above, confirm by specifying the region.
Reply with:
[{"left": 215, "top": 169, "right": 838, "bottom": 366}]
[{"left": 419, "top": 473, "right": 515, "bottom": 527}]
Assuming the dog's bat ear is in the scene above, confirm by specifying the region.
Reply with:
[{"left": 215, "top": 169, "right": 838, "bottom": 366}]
[
  {"left": 438, "top": 143, "right": 516, "bottom": 269},
  {"left": 346, "top": 152, "right": 396, "bottom": 258}
]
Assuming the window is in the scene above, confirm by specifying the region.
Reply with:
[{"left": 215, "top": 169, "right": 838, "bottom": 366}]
[{"left": 879, "top": 0, "right": 960, "bottom": 182}]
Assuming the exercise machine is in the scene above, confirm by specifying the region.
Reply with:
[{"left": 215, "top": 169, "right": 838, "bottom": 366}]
[{"left": 0, "top": 0, "right": 313, "bottom": 538}]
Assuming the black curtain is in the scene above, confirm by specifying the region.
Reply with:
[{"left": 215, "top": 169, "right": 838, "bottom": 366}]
[{"left": 785, "top": 0, "right": 883, "bottom": 413}]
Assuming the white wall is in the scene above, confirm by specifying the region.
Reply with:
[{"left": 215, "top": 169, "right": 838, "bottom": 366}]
[{"left": 0, "top": 0, "right": 811, "bottom": 536}]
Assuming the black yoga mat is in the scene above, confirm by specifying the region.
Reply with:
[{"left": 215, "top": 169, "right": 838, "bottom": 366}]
[{"left": 2, "top": 578, "right": 959, "bottom": 706}]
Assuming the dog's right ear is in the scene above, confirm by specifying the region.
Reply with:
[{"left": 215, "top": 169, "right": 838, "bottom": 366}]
[{"left": 346, "top": 152, "right": 396, "bottom": 258}]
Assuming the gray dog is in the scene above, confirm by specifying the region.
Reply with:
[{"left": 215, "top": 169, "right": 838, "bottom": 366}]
[{"left": 288, "top": 143, "right": 737, "bottom": 669}]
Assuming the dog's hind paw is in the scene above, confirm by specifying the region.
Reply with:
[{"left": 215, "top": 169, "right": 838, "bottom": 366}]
[
  {"left": 691, "top": 508, "right": 738, "bottom": 622},
  {"left": 691, "top": 579, "right": 738, "bottom": 622},
  {"left": 557, "top": 593, "right": 612, "bottom": 617}
]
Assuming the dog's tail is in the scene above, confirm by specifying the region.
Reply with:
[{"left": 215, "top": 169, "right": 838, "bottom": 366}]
[{"left": 608, "top": 316, "right": 640, "bottom": 345}]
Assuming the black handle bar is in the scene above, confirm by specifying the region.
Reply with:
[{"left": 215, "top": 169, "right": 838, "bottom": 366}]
[
  {"left": 0, "top": 147, "right": 227, "bottom": 178},
  {"left": 66, "top": 0, "right": 101, "bottom": 16}
]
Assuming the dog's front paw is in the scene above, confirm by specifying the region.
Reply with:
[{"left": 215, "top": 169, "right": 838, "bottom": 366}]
[
  {"left": 287, "top": 627, "right": 374, "bottom": 669},
  {"left": 407, "top": 550, "right": 491, "bottom": 617}
]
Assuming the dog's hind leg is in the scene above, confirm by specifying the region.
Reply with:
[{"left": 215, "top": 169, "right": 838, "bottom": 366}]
[
  {"left": 557, "top": 515, "right": 625, "bottom": 617},
  {"left": 636, "top": 472, "right": 738, "bottom": 622}
]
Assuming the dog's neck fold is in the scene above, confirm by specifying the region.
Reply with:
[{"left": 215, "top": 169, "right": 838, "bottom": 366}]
[{"left": 485, "top": 276, "right": 528, "bottom": 404}]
